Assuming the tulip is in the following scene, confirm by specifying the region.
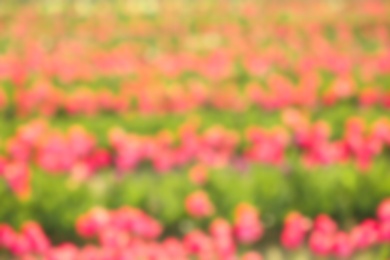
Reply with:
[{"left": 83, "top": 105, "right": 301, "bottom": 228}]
[
  {"left": 189, "top": 164, "right": 208, "bottom": 185},
  {"left": 309, "top": 231, "right": 333, "bottom": 256},
  {"left": 183, "top": 230, "right": 213, "bottom": 255},
  {"left": 210, "top": 218, "right": 236, "bottom": 257},
  {"left": 377, "top": 198, "right": 390, "bottom": 222},
  {"left": 3, "top": 162, "right": 30, "bottom": 199},
  {"left": 313, "top": 214, "right": 337, "bottom": 235},
  {"left": 76, "top": 207, "right": 110, "bottom": 237},
  {"left": 185, "top": 191, "right": 215, "bottom": 218},
  {"left": 21, "top": 222, "right": 50, "bottom": 253},
  {"left": 281, "top": 212, "right": 311, "bottom": 249},
  {"left": 98, "top": 228, "right": 130, "bottom": 249},
  {"left": 378, "top": 220, "right": 390, "bottom": 242},
  {"left": 350, "top": 219, "right": 378, "bottom": 249},
  {"left": 332, "top": 231, "right": 354, "bottom": 258},
  {"left": 0, "top": 224, "right": 16, "bottom": 249},
  {"left": 233, "top": 203, "right": 264, "bottom": 244}
]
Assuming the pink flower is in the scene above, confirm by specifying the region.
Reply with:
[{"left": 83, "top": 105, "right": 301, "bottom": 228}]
[
  {"left": 185, "top": 191, "right": 214, "bottom": 218},
  {"left": 209, "top": 218, "right": 235, "bottom": 257},
  {"left": 76, "top": 207, "right": 110, "bottom": 237},
  {"left": 332, "top": 231, "right": 354, "bottom": 258},
  {"left": 379, "top": 220, "right": 390, "bottom": 242},
  {"left": 69, "top": 162, "right": 93, "bottom": 183},
  {"left": 45, "top": 243, "right": 79, "bottom": 260},
  {"left": 309, "top": 231, "right": 333, "bottom": 256},
  {"left": 0, "top": 156, "right": 6, "bottom": 175},
  {"left": 9, "top": 235, "right": 30, "bottom": 256},
  {"left": 209, "top": 218, "right": 232, "bottom": 239},
  {"left": 3, "top": 162, "right": 30, "bottom": 199},
  {"left": 110, "top": 207, "right": 162, "bottom": 239},
  {"left": 350, "top": 219, "right": 378, "bottom": 249},
  {"left": 377, "top": 198, "right": 390, "bottom": 222},
  {"left": 233, "top": 203, "right": 264, "bottom": 244},
  {"left": 281, "top": 212, "right": 311, "bottom": 249},
  {"left": 213, "top": 235, "right": 236, "bottom": 258},
  {"left": 359, "top": 88, "right": 380, "bottom": 107},
  {"left": 137, "top": 217, "right": 162, "bottom": 239},
  {"left": 6, "top": 138, "right": 31, "bottom": 162},
  {"left": 184, "top": 230, "right": 213, "bottom": 255},
  {"left": 21, "top": 222, "right": 50, "bottom": 253},
  {"left": 163, "top": 238, "right": 187, "bottom": 259},
  {"left": 67, "top": 126, "right": 95, "bottom": 158},
  {"left": 313, "top": 214, "right": 337, "bottom": 235},
  {"left": 0, "top": 224, "right": 16, "bottom": 249},
  {"left": 88, "top": 149, "right": 111, "bottom": 169},
  {"left": 98, "top": 228, "right": 130, "bottom": 248},
  {"left": 189, "top": 164, "right": 208, "bottom": 185},
  {"left": 281, "top": 228, "right": 306, "bottom": 250}
]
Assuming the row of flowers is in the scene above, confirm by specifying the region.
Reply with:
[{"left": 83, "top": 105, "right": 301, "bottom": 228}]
[
  {"left": 4, "top": 43, "right": 390, "bottom": 85},
  {"left": 1, "top": 73, "right": 390, "bottom": 116},
  {"left": 1, "top": 198, "right": 390, "bottom": 259},
  {"left": 1, "top": 114, "right": 390, "bottom": 197},
  {"left": 0, "top": 2, "right": 389, "bottom": 86}
]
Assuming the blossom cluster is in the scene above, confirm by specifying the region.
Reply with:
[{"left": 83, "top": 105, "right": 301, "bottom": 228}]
[{"left": 2, "top": 199, "right": 390, "bottom": 259}]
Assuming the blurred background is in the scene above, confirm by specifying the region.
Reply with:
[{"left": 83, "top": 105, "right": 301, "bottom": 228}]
[{"left": 0, "top": 0, "right": 390, "bottom": 259}]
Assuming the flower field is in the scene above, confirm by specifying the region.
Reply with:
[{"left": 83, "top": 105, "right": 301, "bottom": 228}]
[{"left": 1, "top": 0, "right": 390, "bottom": 259}]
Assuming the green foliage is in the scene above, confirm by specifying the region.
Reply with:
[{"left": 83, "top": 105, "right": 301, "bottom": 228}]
[{"left": 1, "top": 161, "right": 390, "bottom": 243}]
